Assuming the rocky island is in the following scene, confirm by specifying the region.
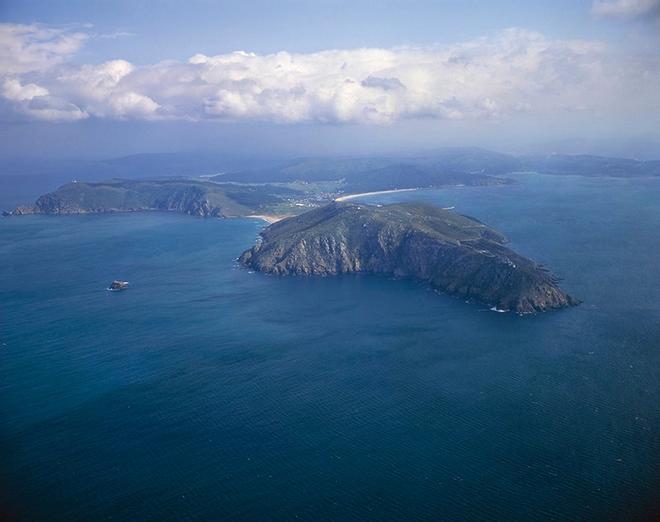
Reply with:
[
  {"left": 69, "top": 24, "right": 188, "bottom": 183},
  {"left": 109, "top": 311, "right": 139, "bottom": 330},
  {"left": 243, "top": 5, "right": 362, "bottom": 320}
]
[{"left": 240, "top": 202, "right": 579, "bottom": 313}]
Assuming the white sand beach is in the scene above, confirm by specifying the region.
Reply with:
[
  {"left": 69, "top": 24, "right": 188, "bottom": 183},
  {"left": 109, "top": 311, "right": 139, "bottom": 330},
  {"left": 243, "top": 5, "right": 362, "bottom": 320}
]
[
  {"left": 245, "top": 214, "right": 289, "bottom": 224},
  {"left": 335, "top": 188, "right": 419, "bottom": 202}
]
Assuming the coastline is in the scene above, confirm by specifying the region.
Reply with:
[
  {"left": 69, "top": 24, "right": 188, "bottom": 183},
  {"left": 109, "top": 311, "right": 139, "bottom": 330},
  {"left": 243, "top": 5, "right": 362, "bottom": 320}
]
[
  {"left": 245, "top": 214, "right": 289, "bottom": 224},
  {"left": 335, "top": 188, "right": 419, "bottom": 202}
]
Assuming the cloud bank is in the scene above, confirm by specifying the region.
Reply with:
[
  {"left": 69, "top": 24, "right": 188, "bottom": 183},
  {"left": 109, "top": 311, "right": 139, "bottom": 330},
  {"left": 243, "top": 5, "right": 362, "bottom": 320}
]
[{"left": 0, "top": 23, "right": 658, "bottom": 124}]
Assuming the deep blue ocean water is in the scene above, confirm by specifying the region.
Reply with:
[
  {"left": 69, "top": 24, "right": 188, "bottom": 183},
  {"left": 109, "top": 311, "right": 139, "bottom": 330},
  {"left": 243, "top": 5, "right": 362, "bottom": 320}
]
[{"left": 1, "top": 173, "right": 659, "bottom": 521}]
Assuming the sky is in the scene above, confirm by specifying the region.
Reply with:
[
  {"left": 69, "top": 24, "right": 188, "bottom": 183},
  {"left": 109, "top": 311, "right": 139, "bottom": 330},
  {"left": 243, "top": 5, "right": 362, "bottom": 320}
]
[{"left": 0, "top": 0, "right": 659, "bottom": 159}]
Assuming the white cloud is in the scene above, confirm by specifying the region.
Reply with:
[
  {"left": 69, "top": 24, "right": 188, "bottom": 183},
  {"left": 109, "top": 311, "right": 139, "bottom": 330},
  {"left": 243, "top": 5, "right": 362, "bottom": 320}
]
[
  {"left": 2, "top": 78, "right": 49, "bottom": 101},
  {"left": 591, "top": 0, "right": 660, "bottom": 18},
  {"left": 108, "top": 92, "right": 160, "bottom": 118},
  {"left": 0, "top": 23, "right": 90, "bottom": 121},
  {"left": 21, "top": 98, "right": 88, "bottom": 121},
  {"left": 95, "top": 31, "right": 135, "bottom": 40},
  {"left": 0, "top": 23, "right": 87, "bottom": 75},
  {"left": 1, "top": 77, "right": 87, "bottom": 120},
  {"left": 0, "top": 23, "right": 658, "bottom": 125}
]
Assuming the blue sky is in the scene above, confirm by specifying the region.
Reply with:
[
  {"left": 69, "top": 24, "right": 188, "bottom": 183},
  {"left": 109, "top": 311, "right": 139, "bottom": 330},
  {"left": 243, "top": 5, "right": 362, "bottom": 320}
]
[
  {"left": 2, "top": 1, "right": 610, "bottom": 61},
  {"left": 1, "top": 0, "right": 659, "bottom": 159}
]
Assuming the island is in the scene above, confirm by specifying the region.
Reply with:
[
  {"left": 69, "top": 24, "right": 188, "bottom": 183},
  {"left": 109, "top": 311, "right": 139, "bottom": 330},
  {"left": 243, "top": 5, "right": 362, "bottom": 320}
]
[{"left": 239, "top": 201, "right": 579, "bottom": 313}]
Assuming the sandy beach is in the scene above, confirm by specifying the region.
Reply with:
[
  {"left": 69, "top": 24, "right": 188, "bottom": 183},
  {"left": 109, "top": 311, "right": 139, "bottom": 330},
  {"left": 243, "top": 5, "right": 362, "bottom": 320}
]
[
  {"left": 335, "top": 188, "right": 419, "bottom": 202},
  {"left": 245, "top": 214, "right": 289, "bottom": 224},
  {"left": 246, "top": 187, "right": 422, "bottom": 224}
]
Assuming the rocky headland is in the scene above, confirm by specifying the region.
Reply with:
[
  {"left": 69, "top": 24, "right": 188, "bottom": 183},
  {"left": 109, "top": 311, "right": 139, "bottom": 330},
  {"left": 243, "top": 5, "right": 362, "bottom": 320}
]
[
  {"left": 4, "top": 179, "right": 298, "bottom": 217},
  {"left": 239, "top": 202, "right": 579, "bottom": 314}
]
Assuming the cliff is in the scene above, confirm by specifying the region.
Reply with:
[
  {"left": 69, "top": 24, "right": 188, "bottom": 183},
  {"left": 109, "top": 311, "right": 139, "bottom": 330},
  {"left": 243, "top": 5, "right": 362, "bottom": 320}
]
[{"left": 239, "top": 202, "right": 579, "bottom": 314}]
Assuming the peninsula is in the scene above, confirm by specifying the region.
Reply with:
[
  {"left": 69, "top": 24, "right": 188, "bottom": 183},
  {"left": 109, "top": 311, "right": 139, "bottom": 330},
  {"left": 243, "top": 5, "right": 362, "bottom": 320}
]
[
  {"left": 239, "top": 202, "right": 579, "bottom": 313},
  {"left": 5, "top": 164, "right": 511, "bottom": 219},
  {"left": 6, "top": 179, "right": 301, "bottom": 218}
]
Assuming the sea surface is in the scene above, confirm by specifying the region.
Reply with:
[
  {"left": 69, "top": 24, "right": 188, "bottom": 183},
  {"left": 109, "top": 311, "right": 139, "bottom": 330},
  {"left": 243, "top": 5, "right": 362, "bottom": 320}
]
[{"left": 1, "top": 173, "right": 659, "bottom": 521}]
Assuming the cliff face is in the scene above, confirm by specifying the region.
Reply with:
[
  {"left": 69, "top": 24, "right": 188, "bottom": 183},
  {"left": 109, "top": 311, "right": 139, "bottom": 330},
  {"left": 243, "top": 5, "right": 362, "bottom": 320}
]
[
  {"left": 143, "top": 185, "right": 225, "bottom": 216},
  {"left": 240, "top": 202, "right": 579, "bottom": 314}
]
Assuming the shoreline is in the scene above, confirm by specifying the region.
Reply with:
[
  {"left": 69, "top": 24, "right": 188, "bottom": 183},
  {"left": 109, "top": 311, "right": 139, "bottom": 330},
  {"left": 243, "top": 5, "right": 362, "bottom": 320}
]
[
  {"left": 335, "top": 188, "right": 419, "bottom": 202},
  {"left": 244, "top": 214, "right": 289, "bottom": 224}
]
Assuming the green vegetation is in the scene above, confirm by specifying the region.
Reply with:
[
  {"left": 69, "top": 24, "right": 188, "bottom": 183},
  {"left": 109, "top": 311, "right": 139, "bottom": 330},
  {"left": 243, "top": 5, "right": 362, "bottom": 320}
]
[
  {"left": 240, "top": 202, "right": 579, "bottom": 313},
  {"left": 213, "top": 153, "right": 511, "bottom": 193},
  {"left": 12, "top": 179, "right": 305, "bottom": 217}
]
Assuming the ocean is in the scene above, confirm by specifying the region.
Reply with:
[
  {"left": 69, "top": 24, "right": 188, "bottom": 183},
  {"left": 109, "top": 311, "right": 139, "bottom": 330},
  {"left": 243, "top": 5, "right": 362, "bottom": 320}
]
[{"left": 1, "top": 173, "right": 659, "bottom": 520}]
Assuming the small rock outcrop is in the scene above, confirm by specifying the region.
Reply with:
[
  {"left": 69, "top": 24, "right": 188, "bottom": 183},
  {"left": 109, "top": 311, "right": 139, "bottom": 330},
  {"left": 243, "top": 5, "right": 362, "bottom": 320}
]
[{"left": 240, "top": 202, "right": 579, "bottom": 314}]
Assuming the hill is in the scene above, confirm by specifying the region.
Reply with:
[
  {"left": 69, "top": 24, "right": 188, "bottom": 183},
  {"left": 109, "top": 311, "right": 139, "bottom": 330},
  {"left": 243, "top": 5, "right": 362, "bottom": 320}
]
[{"left": 240, "top": 202, "right": 579, "bottom": 313}]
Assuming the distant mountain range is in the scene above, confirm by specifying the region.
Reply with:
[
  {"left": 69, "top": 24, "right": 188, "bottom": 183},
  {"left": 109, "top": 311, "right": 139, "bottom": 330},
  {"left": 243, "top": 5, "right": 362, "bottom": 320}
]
[
  {"left": 4, "top": 148, "right": 660, "bottom": 215},
  {"left": 2, "top": 148, "right": 659, "bottom": 185},
  {"left": 219, "top": 149, "right": 660, "bottom": 182}
]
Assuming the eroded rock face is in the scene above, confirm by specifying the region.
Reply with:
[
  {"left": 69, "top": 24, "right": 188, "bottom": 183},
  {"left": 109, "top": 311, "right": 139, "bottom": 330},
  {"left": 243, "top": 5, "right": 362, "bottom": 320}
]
[
  {"left": 151, "top": 186, "right": 221, "bottom": 217},
  {"left": 26, "top": 183, "right": 224, "bottom": 216},
  {"left": 240, "top": 202, "right": 579, "bottom": 314}
]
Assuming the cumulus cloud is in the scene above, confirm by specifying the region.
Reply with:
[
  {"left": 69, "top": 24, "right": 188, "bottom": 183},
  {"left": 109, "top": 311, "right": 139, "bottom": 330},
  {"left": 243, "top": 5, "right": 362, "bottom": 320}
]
[
  {"left": 2, "top": 78, "right": 49, "bottom": 101},
  {"left": 1, "top": 78, "right": 87, "bottom": 121},
  {"left": 591, "top": 0, "right": 660, "bottom": 19},
  {"left": 0, "top": 23, "right": 658, "bottom": 124},
  {"left": 0, "top": 23, "right": 87, "bottom": 74},
  {"left": 0, "top": 23, "right": 90, "bottom": 120}
]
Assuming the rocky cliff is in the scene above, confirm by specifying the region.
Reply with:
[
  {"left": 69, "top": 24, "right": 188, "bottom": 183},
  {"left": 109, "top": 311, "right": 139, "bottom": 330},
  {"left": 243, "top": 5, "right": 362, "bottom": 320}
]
[{"left": 240, "top": 202, "right": 579, "bottom": 314}]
